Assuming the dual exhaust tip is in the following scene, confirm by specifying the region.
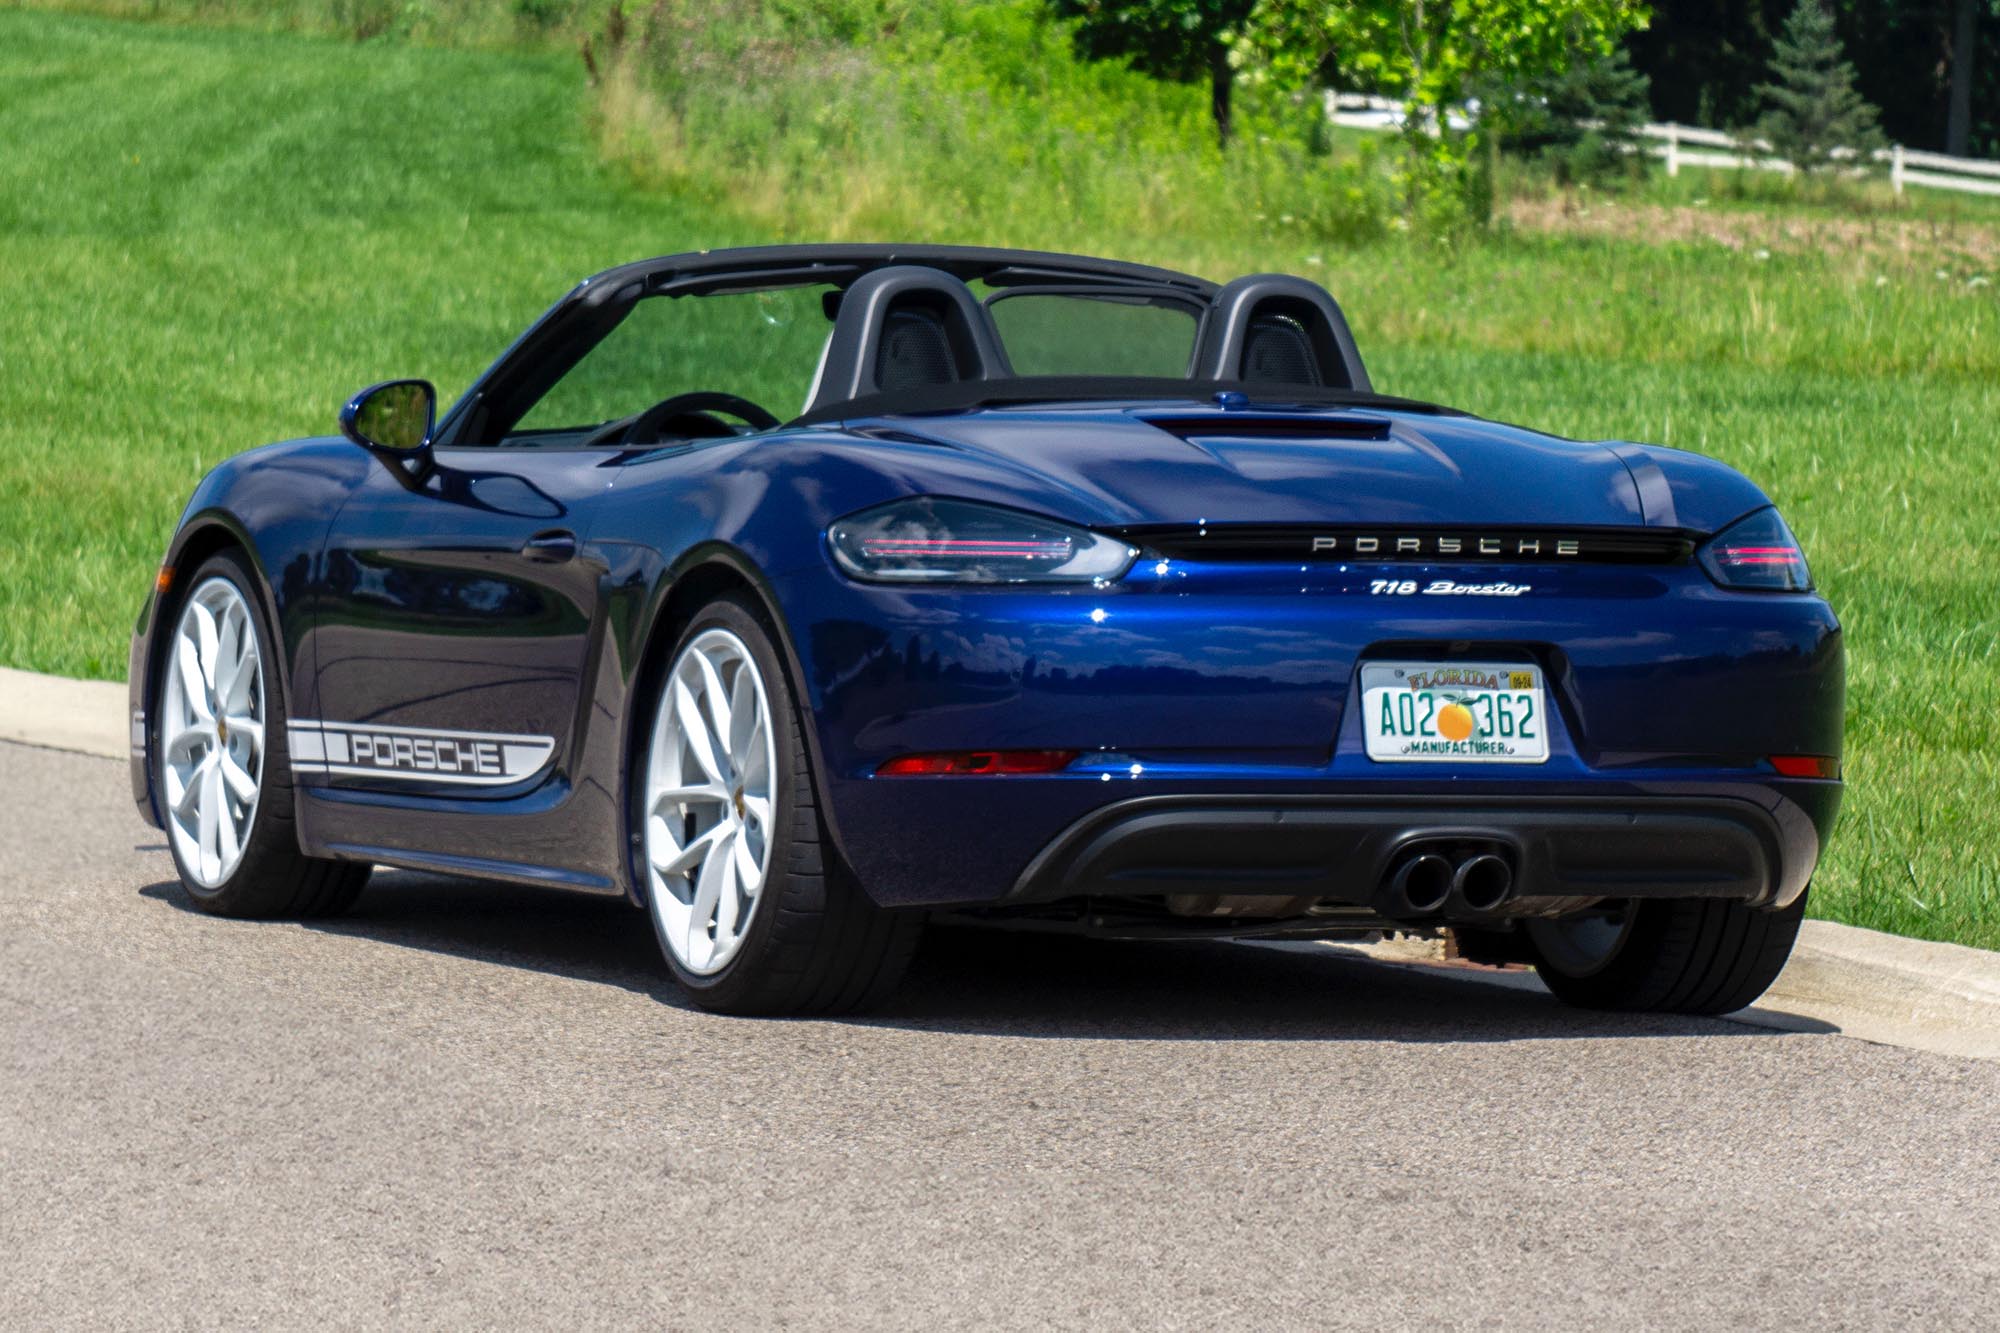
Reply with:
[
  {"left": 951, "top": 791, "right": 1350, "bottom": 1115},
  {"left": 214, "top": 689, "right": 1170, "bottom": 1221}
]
[{"left": 1384, "top": 849, "right": 1514, "bottom": 917}]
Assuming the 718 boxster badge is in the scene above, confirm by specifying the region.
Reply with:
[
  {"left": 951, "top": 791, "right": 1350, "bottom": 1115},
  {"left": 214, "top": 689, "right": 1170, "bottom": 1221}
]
[{"left": 1368, "top": 579, "right": 1532, "bottom": 597}]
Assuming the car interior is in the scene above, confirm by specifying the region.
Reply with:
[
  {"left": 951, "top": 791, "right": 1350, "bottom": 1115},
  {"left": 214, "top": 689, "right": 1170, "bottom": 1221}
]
[{"left": 447, "top": 250, "right": 1373, "bottom": 450}]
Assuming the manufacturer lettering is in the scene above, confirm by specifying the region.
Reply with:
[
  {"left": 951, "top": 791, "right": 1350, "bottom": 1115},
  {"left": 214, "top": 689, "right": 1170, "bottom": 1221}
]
[
  {"left": 1311, "top": 534, "right": 1582, "bottom": 558},
  {"left": 345, "top": 732, "right": 504, "bottom": 777},
  {"left": 286, "top": 720, "right": 555, "bottom": 787}
]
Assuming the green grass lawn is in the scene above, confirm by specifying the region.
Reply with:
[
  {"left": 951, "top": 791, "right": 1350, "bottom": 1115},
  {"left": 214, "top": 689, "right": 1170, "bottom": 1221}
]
[
  {"left": 0, "top": 10, "right": 761, "bottom": 681},
  {"left": 3, "top": 9, "right": 1996, "bottom": 949}
]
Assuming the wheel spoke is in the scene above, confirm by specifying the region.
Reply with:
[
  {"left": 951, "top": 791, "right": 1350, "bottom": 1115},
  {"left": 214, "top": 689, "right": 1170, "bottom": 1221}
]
[
  {"left": 176, "top": 636, "right": 213, "bottom": 723},
  {"left": 727, "top": 662, "right": 758, "bottom": 760},
  {"left": 715, "top": 847, "right": 742, "bottom": 940},
  {"left": 197, "top": 760, "right": 222, "bottom": 873},
  {"left": 739, "top": 793, "right": 771, "bottom": 830},
  {"left": 169, "top": 754, "right": 210, "bottom": 818},
  {"left": 215, "top": 603, "right": 243, "bottom": 698},
  {"left": 223, "top": 627, "right": 257, "bottom": 715},
  {"left": 216, "top": 787, "right": 241, "bottom": 867},
  {"left": 650, "top": 782, "right": 726, "bottom": 813},
  {"left": 731, "top": 829, "right": 762, "bottom": 896},
  {"left": 166, "top": 724, "right": 210, "bottom": 761},
  {"left": 739, "top": 714, "right": 769, "bottom": 787},
  {"left": 690, "top": 833, "right": 733, "bottom": 924},
  {"left": 672, "top": 677, "right": 726, "bottom": 785},
  {"left": 649, "top": 817, "right": 728, "bottom": 878},
  {"left": 690, "top": 650, "right": 734, "bottom": 762},
  {"left": 685, "top": 838, "right": 733, "bottom": 962},
  {"left": 220, "top": 751, "right": 258, "bottom": 803},
  {"left": 191, "top": 601, "right": 220, "bottom": 693}
]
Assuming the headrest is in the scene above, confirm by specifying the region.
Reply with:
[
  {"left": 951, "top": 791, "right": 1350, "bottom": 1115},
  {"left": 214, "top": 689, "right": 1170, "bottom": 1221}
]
[
  {"left": 1191, "top": 274, "right": 1370, "bottom": 392},
  {"left": 803, "top": 265, "right": 1013, "bottom": 413}
]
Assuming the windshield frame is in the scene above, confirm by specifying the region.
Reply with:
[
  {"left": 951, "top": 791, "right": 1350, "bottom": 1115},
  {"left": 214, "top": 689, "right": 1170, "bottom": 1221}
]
[{"left": 428, "top": 245, "right": 1377, "bottom": 447}]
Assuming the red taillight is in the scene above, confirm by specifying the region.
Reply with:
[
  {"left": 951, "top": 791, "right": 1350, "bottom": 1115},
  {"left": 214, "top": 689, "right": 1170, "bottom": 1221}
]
[
  {"left": 1716, "top": 546, "right": 1806, "bottom": 566},
  {"left": 876, "top": 750, "right": 1078, "bottom": 776},
  {"left": 1770, "top": 754, "right": 1840, "bottom": 779},
  {"left": 859, "top": 539, "right": 1072, "bottom": 555},
  {"left": 1698, "top": 510, "right": 1812, "bottom": 591}
]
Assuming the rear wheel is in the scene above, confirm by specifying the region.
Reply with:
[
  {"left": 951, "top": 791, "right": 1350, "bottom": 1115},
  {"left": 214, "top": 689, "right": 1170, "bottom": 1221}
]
[
  {"left": 638, "top": 595, "right": 920, "bottom": 1015},
  {"left": 1526, "top": 891, "right": 1807, "bottom": 1015},
  {"left": 155, "top": 550, "right": 370, "bottom": 917}
]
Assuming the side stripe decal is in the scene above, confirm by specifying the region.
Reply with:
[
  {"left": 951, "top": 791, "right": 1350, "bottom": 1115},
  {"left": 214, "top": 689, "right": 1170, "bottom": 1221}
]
[{"left": 288, "top": 719, "right": 555, "bottom": 787}]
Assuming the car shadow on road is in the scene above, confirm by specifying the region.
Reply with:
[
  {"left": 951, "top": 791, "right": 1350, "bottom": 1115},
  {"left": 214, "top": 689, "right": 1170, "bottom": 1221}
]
[{"left": 141, "top": 872, "right": 1831, "bottom": 1046}]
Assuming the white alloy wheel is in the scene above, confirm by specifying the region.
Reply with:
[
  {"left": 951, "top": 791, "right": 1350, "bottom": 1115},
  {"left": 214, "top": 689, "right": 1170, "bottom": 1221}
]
[
  {"left": 644, "top": 627, "right": 779, "bottom": 975},
  {"left": 159, "top": 575, "right": 267, "bottom": 888}
]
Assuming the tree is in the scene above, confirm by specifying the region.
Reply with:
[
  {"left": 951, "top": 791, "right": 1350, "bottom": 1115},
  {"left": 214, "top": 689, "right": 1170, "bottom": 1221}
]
[
  {"left": 1756, "top": 0, "right": 1886, "bottom": 174},
  {"left": 1243, "top": 1, "right": 1651, "bottom": 223},
  {"left": 1490, "top": 43, "right": 1655, "bottom": 187},
  {"left": 1945, "top": 0, "right": 1982, "bottom": 156},
  {"left": 1047, "top": 1, "right": 1257, "bottom": 146}
]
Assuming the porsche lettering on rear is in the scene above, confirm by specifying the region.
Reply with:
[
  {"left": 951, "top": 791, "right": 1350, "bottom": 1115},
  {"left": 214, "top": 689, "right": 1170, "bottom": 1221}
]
[{"left": 1313, "top": 534, "right": 1582, "bottom": 557}]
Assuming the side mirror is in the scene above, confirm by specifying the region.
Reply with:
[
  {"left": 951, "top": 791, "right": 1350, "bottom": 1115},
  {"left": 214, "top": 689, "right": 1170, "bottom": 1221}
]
[{"left": 340, "top": 379, "right": 437, "bottom": 467}]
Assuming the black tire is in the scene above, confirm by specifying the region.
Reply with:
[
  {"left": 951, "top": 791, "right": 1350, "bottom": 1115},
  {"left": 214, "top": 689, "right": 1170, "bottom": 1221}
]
[
  {"left": 639, "top": 594, "right": 922, "bottom": 1016},
  {"left": 155, "top": 549, "right": 371, "bottom": 918},
  {"left": 1528, "top": 891, "right": 1808, "bottom": 1015}
]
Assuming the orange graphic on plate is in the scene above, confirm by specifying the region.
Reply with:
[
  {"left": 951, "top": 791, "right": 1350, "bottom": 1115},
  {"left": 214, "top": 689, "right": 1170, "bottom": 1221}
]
[{"left": 1437, "top": 702, "right": 1475, "bottom": 741}]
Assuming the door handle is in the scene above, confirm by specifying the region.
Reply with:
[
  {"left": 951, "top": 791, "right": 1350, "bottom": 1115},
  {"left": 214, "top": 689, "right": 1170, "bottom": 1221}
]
[{"left": 521, "top": 529, "right": 579, "bottom": 563}]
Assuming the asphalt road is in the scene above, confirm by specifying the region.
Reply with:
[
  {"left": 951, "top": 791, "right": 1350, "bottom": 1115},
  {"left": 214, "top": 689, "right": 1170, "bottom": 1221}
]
[{"left": 4, "top": 739, "right": 1998, "bottom": 1329}]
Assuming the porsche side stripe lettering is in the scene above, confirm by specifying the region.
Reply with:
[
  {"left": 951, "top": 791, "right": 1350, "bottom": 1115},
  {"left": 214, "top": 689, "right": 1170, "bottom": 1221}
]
[{"left": 287, "top": 720, "right": 555, "bottom": 786}]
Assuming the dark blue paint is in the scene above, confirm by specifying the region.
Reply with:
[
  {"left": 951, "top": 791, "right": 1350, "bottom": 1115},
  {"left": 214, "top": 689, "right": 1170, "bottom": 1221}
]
[{"left": 130, "top": 256, "right": 1842, "bottom": 917}]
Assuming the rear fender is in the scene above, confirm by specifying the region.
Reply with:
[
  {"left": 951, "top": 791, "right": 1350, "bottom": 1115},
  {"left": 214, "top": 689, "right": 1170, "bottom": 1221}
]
[{"left": 612, "top": 541, "right": 854, "bottom": 906}]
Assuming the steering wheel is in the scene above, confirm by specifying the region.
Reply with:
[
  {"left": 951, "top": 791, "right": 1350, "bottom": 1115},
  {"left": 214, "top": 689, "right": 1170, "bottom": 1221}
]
[{"left": 602, "top": 391, "right": 782, "bottom": 447}]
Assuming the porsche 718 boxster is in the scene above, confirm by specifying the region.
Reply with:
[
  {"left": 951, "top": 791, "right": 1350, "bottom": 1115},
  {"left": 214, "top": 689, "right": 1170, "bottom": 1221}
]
[{"left": 130, "top": 245, "right": 1842, "bottom": 1015}]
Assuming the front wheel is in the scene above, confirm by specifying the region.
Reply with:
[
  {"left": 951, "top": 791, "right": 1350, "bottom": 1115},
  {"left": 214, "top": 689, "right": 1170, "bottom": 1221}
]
[
  {"left": 155, "top": 549, "right": 371, "bottom": 917},
  {"left": 1526, "top": 892, "right": 1807, "bottom": 1015},
  {"left": 637, "top": 595, "right": 920, "bottom": 1015}
]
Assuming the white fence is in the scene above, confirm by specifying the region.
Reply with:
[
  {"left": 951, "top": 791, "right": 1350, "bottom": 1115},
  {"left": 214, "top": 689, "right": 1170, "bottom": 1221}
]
[{"left": 1328, "top": 93, "right": 2000, "bottom": 199}]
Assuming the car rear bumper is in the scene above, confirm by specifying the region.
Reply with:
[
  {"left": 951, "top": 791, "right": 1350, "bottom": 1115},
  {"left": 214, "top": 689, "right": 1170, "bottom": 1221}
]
[
  {"left": 774, "top": 562, "right": 1844, "bottom": 911},
  {"left": 1007, "top": 790, "right": 1819, "bottom": 910},
  {"left": 823, "top": 770, "right": 1837, "bottom": 910}
]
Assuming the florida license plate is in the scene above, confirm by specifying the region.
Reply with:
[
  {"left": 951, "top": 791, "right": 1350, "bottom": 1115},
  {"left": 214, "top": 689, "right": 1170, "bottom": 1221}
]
[{"left": 1360, "top": 661, "right": 1549, "bottom": 763}]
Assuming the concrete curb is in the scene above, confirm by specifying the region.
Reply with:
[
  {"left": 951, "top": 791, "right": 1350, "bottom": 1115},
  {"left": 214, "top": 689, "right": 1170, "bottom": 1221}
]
[
  {"left": 1743, "top": 920, "right": 2000, "bottom": 1061},
  {"left": 1337, "top": 920, "right": 2000, "bottom": 1062},
  {"left": 3, "top": 665, "right": 1995, "bottom": 1059},
  {"left": 0, "top": 666, "right": 129, "bottom": 762}
]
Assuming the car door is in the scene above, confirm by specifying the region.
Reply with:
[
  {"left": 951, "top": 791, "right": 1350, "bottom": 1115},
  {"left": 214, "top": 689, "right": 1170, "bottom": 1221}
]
[{"left": 303, "top": 447, "right": 609, "bottom": 794}]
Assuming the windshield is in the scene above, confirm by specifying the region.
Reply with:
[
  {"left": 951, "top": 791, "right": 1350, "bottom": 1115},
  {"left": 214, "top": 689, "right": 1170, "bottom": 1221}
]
[
  {"left": 509, "top": 284, "right": 835, "bottom": 440},
  {"left": 500, "top": 282, "right": 1205, "bottom": 444}
]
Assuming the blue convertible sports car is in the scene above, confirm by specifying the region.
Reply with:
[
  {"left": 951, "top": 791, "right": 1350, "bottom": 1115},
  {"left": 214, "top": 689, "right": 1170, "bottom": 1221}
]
[{"left": 129, "top": 244, "right": 1842, "bottom": 1015}]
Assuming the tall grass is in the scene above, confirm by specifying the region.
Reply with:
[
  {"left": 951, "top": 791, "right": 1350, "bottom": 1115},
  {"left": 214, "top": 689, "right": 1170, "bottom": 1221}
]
[
  {"left": 3, "top": 6, "right": 1996, "bottom": 949},
  {"left": 586, "top": 1, "right": 1395, "bottom": 247}
]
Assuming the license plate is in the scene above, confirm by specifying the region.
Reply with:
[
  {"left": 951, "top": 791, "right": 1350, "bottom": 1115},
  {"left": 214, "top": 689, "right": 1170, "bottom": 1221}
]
[{"left": 1359, "top": 661, "right": 1549, "bottom": 763}]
